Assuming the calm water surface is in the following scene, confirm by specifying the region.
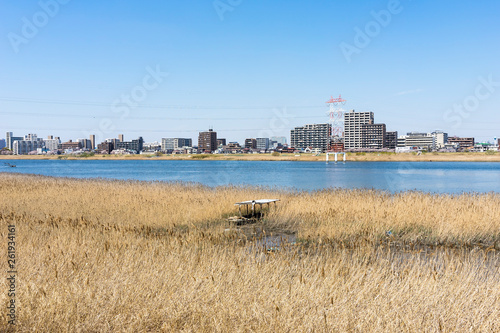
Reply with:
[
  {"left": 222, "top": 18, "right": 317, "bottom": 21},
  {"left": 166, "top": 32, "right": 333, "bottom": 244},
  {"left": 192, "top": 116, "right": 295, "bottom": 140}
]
[{"left": 2, "top": 159, "right": 500, "bottom": 194}]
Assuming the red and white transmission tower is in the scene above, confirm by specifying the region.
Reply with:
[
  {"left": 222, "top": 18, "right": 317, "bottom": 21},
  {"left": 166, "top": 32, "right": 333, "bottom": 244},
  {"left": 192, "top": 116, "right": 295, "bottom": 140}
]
[{"left": 326, "top": 94, "right": 346, "bottom": 152}]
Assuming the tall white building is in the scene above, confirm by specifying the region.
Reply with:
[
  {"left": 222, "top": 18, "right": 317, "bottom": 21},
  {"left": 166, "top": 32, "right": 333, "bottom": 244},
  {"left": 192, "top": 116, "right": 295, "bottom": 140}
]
[
  {"left": 343, "top": 111, "right": 374, "bottom": 149},
  {"left": 432, "top": 131, "right": 448, "bottom": 149},
  {"left": 44, "top": 139, "right": 61, "bottom": 151},
  {"left": 13, "top": 140, "right": 43, "bottom": 155},
  {"left": 6, "top": 132, "right": 23, "bottom": 150}
]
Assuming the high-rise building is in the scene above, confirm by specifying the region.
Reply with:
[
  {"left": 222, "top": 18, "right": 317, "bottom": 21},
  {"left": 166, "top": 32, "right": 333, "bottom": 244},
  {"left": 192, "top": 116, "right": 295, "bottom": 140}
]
[
  {"left": 344, "top": 111, "right": 374, "bottom": 149},
  {"left": 6, "top": 132, "right": 23, "bottom": 150},
  {"left": 245, "top": 138, "right": 257, "bottom": 149},
  {"left": 385, "top": 131, "right": 398, "bottom": 150},
  {"left": 77, "top": 139, "right": 93, "bottom": 150},
  {"left": 432, "top": 131, "right": 448, "bottom": 149},
  {"left": 118, "top": 134, "right": 124, "bottom": 142},
  {"left": 361, "top": 124, "right": 386, "bottom": 149},
  {"left": 24, "top": 134, "right": 38, "bottom": 141},
  {"left": 198, "top": 129, "right": 217, "bottom": 153},
  {"left": 0, "top": 139, "right": 5, "bottom": 150},
  {"left": 162, "top": 138, "right": 192, "bottom": 151},
  {"left": 217, "top": 138, "right": 227, "bottom": 147},
  {"left": 45, "top": 138, "right": 61, "bottom": 151},
  {"left": 290, "top": 123, "right": 330, "bottom": 152},
  {"left": 256, "top": 138, "right": 270, "bottom": 150},
  {"left": 90, "top": 135, "right": 96, "bottom": 150},
  {"left": 13, "top": 140, "right": 43, "bottom": 155}
]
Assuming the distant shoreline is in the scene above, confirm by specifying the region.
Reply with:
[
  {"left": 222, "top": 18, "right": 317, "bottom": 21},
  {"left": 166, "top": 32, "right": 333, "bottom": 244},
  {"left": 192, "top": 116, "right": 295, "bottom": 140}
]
[{"left": 1, "top": 152, "right": 500, "bottom": 162}]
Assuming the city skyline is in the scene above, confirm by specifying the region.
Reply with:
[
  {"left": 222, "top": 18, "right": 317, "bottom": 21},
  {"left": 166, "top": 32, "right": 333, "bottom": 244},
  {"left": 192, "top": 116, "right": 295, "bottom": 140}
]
[{"left": 1, "top": 1, "right": 500, "bottom": 143}]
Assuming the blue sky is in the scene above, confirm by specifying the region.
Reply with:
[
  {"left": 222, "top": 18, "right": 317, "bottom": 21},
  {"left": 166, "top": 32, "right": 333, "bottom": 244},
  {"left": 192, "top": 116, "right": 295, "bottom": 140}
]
[{"left": 1, "top": 0, "right": 499, "bottom": 144}]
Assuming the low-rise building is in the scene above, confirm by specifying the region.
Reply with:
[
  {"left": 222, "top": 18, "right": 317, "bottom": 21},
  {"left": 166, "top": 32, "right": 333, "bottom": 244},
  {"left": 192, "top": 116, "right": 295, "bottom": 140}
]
[
  {"left": 447, "top": 137, "right": 474, "bottom": 151},
  {"left": 162, "top": 138, "right": 192, "bottom": 151},
  {"left": 97, "top": 142, "right": 114, "bottom": 154},
  {"left": 225, "top": 142, "right": 242, "bottom": 153},
  {"left": 398, "top": 131, "right": 447, "bottom": 151},
  {"left": 116, "top": 137, "right": 144, "bottom": 153},
  {"left": 60, "top": 140, "right": 82, "bottom": 151},
  {"left": 245, "top": 138, "right": 257, "bottom": 149},
  {"left": 143, "top": 141, "right": 162, "bottom": 151}
]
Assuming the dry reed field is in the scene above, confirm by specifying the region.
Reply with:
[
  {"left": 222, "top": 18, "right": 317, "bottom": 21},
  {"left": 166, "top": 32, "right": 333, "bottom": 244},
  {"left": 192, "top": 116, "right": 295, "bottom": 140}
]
[{"left": 1, "top": 173, "right": 500, "bottom": 332}]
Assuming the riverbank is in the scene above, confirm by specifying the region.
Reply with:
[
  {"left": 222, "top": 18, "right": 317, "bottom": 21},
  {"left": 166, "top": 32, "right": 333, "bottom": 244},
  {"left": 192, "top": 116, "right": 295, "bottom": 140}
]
[
  {"left": 2, "top": 151, "right": 500, "bottom": 162},
  {"left": 1, "top": 174, "right": 499, "bottom": 331}
]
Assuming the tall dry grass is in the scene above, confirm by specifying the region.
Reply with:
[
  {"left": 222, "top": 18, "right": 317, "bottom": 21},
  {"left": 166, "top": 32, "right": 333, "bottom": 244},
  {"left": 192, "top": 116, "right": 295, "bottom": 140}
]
[
  {"left": 1, "top": 173, "right": 500, "bottom": 332},
  {"left": 270, "top": 189, "right": 500, "bottom": 247}
]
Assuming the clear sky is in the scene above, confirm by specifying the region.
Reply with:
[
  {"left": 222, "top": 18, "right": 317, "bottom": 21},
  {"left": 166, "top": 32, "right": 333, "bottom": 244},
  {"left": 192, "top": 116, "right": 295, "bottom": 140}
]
[{"left": 1, "top": 0, "right": 499, "bottom": 144}]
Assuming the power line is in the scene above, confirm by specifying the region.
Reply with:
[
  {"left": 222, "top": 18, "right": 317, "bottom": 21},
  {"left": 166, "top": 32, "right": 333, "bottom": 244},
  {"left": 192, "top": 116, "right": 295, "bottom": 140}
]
[
  {"left": 0, "top": 96, "right": 325, "bottom": 110},
  {"left": 0, "top": 110, "right": 326, "bottom": 120},
  {"left": 4, "top": 126, "right": 289, "bottom": 133}
]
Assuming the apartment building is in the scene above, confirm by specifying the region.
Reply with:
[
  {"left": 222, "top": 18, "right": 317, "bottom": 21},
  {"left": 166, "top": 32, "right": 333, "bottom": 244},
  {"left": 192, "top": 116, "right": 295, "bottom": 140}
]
[
  {"left": 244, "top": 138, "right": 257, "bottom": 149},
  {"left": 290, "top": 123, "right": 330, "bottom": 152},
  {"left": 162, "top": 138, "right": 192, "bottom": 151},
  {"left": 385, "top": 131, "right": 398, "bottom": 150},
  {"left": 256, "top": 138, "right": 270, "bottom": 150},
  {"left": 116, "top": 137, "right": 144, "bottom": 153},
  {"left": 13, "top": 140, "right": 44, "bottom": 155},
  {"left": 97, "top": 142, "right": 114, "bottom": 154},
  {"left": 6, "top": 132, "right": 23, "bottom": 150},
  {"left": 45, "top": 139, "right": 61, "bottom": 151},
  {"left": 198, "top": 129, "right": 217, "bottom": 153},
  {"left": 447, "top": 137, "right": 474, "bottom": 150},
  {"left": 361, "top": 123, "right": 386, "bottom": 149},
  {"left": 344, "top": 111, "right": 374, "bottom": 149}
]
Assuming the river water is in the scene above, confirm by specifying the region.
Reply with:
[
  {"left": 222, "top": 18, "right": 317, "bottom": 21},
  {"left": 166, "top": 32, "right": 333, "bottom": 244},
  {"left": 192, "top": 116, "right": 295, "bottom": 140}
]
[{"left": 2, "top": 159, "right": 500, "bottom": 194}]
